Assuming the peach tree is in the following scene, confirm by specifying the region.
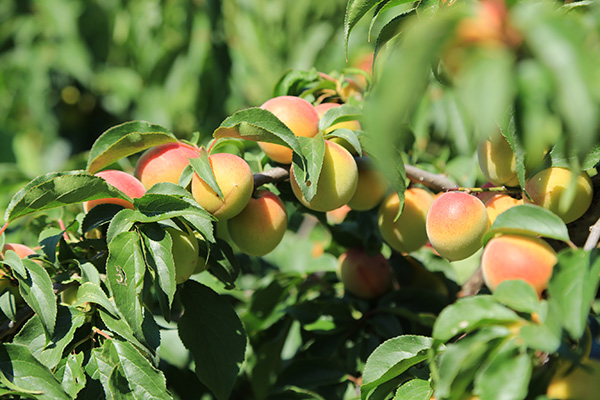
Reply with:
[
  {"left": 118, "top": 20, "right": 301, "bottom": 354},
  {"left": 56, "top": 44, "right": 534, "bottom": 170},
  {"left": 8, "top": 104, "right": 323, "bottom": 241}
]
[{"left": 1, "top": 0, "right": 600, "bottom": 399}]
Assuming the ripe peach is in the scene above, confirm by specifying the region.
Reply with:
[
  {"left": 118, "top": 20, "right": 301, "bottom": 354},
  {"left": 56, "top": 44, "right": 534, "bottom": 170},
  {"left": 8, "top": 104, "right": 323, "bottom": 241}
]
[
  {"left": 326, "top": 204, "right": 351, "bottom": 225},
  {"left": 166, "top": 225, "right": 200, "bottom": 284},
  {"left": 227, "top": 190, "right": 288, "bottom": 256},
  {"left": 258, "top": 96, "right": 320, "bottom": 164},
  {"left": 134, "top": 142, "right": 201, "bottom": 189},
  {"left": 426, "top": 192, "right": 490, "bottom": 261},
  {"left": 289, "top": 140, "right": 358, "bottom": 212},
  {"left": 83, "top": 170, "right": 147, "bottom": 213},
  {"left": 337, "top": 248, "right": 392, "bottom": 299},
  {"left": 1, "top": 243, "right": 37, "bottom": 260},
  {"left": 477, "top": 133, "right": 519, "bottom": 187},
  {"left": 190, "top": 152, "right": 254, "bottom": 220},
  {"left": 481, "top": 234, "right": 557, "bottom": 296},
  {"left": 378, "top": 188, "right": 434, "bottom": 254},
  {"left": 347, "top": 157, "right": 389, "bottom": 211},
  {"left": 484, "top": 194, "right": 522, "bottom": 224},
  {"left": 524, "top": 167, "right": 593, "bottom": 224}
]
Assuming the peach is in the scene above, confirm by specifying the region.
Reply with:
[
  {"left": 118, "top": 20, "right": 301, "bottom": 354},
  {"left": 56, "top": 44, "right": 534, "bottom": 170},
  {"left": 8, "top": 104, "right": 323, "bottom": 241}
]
[
  {"left": 426, "top": 192, "right": 490, "bottom": 261},
  {"left": 134, "top": 142, "right": 201, "bottom": 189},
  {"left": 378, "top": 188, "right": 434, "bottom": 254},
  {"left": 166, "top": 225, "right": 200, "bottom": 284},
  {"left": 481, "top": 234, "right": 557, "bottom": 296},
  {"left": 524, "top": 167, "right": 593, "bottom": 224},
  {"left": 337, "top": 248, "right": 392, "bottom": 299},
  {"left": 190, "top": 152, "right": 254, "bottom": 220},
  {"left": 258, "top": 96, "right": 320, "bottom": 164},
  {"left": 477, "top": 133, "right": 519, "bottom": 187},
  {"left": 227, "top": 190, "right": 288, "bottom": 256},
  {"left": 326, "top": 204, "right": 351, "bottom": 225},
  {"left": 1, "top": 243, "right": 37, "bottom": 260},
  {"left": 289, "top": 140, "right": 358, "bottom": 212},
  {"left": 83, "top": 170, "right": 146, "bottom": 213},
  {"left": 484, "top": 194, "right": 522, "bottom": 224},
  {"left": 347, "top": 157, "right": 389, "bottom": 211}
]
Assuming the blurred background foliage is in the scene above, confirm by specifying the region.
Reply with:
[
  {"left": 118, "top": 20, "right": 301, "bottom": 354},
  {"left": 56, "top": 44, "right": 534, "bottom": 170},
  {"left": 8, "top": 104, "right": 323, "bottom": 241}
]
[{"left": 0, "top": 0, "right": 373, "bottom": 211}]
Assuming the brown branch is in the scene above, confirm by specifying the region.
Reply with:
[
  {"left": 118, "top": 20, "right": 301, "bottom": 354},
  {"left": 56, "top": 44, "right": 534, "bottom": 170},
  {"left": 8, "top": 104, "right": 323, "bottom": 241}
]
[
  {"left": 457, "top": 267, "right": 485, "bottom": 298},
  {"left": 253, "top": 166, "right": 290, "bottom": 189},
  {"left": 404, "top": 164, "right": 459, "bottom": 192},
  {"left": 584, "top": 216, "right": 600, "bottom": 251}
]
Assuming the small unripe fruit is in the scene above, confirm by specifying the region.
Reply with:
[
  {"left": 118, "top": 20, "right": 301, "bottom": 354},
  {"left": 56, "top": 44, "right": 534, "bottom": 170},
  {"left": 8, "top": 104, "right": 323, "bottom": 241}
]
[
  {"left": 524, "top": 167, "right": 593, "bottom": 224},
  {"left": 227, "top": 190, "right": 288, "bottom": 256},
  {"left": 190, "top": 153, "right": 254, "bottom": 220},
  {"left": 481, "top": 234, "right": 557, "bottom": 296},
  {"left": 378, "top": 188, "right": 434, "bottom": 254},
  {"left": 289, "top": 140, "right": 358, "bottom": 212},
  {"left": 477, "top": 134, "right": 519, "bottom": 187},
  {"left": 258, "top": 96, "right": 320, "bottom": 164},
  {"left": 337, "top": 248, "right": 392, "bottom": 299},
  {"left": 165, "top": 225, "right": 200, "bottom": 284},
  {"left": 426, "top": 192, "right": 490, "bottom": 261},
  {"left": 347, "top": 157, "right": 389, "bottom": 211},
  {"left": 134, "top": 142, "right": 201, "bottom": 189},
  {"left": 484, "top": 194, "right": 522, "bottom": 224},
  {"left": 83, "top": 170, "right": 147, "bottom": 213}
]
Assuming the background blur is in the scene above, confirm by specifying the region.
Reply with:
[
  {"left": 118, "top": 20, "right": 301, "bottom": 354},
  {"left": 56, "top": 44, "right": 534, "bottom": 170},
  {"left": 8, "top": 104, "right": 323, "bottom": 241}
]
[{"left": 0, "top": 0, "right": 373, "bottom": 211}]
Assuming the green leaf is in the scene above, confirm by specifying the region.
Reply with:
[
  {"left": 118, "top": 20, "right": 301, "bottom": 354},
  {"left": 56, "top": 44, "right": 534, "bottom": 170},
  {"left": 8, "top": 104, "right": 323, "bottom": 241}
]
[
  {"left": 318, "top": 104, "right": 361, "bottom": 132},
  {"left": 106, "top": 231, "right": 146, "bottom": 343},
  {"left": 273, "top": 69, "right": 322, "bottom": 97},
  {"left": 344, "top": 0, "right": 385, "bottom": 55},
  {"left": 87, "top": 347, "right": 118, "bottom": 400},
  {"left": 188, "top": 147, "right": 223, "bottom": 199},
  {"left": 4, "top": 171, "right": 131, "bottom": 223},
  {"left": 55, "top": 352, "right": 86, "bottom": 398},
  {"left": 0, "top": 289, "right": 18, "bottom": 322},
  {"left": 473, "top": 339, "right": 532, "bottom": 400},
  {"left": 75, "top": 282, "right": 119, "bottom": 317},
  {"left": 324, "top": 128, "right": 362, "bottom": 155},
  {"left": 493, "top": 280, "right": 540, "bottom": 314},
  {"left": 433, "top": 296, "right": 520, "bottom": 342},
  {"left": 519, "top": 300, "right": 561, "bottom": 353},
  {"left": 179, "top": 281, "right": 247, "bottom": 400},
  {"left": 393, "top": 379, "right": 433, "bottom": 400},
  {"left": 483, "top": 204, "right": 570, "bottom": 245},
  {"left": 373, "top": 8, "right": 417, "bottom": 63},
  {"left": 0, "top": 343, "right": 71, "bottom": 400},
  {"left": 361, "top": 335, "right": 434, "bottom": 398},
  {"left": 290, "top": 133, "right": 327, "bottom": 203},
  {"left": 87, "top": 120, "right": 177, "bottom": 174},
  {"left": 547, "top": 249, "right": 600, "bottom": 339},
  {"left": 276, "top": 358, "right": 347, "bottom": 389},
  {"left": 13, "top": 306, "right": 86, "bottom": 370},
  {"left": 38, "top": 227, "right": 65, "bottom": 264},
  {"left": 0, "top": 250, "right": 26, "bottom": 279},
  {"left": 98, "top": 310, "right": 152, "bottom": 360},
  {"left": 17, "top": 259, "right": 57, "bottom": 339},
  {"left": 213, "top": 107, "right": 304, "bottom": 160},
  {"left": 205, "top": 239, "right": 241, "bottom": 289}
]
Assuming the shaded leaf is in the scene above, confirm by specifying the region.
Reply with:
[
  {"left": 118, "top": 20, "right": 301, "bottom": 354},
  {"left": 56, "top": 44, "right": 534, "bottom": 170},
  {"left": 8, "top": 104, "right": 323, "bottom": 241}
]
[{"left": 18, "top": 259, "right": 57, "bottom": 339}]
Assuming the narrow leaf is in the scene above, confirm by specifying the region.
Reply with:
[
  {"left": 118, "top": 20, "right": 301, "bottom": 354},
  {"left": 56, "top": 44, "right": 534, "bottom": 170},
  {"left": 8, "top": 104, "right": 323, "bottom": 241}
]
[
  {"left": 188, "top": 148, "right": 223, "bottom": 199},
  {"left": 345, "top": 0, "right": 385, "bottom": 55},
  {"left": 17, "top": 259, "right": 57, "bottom": 339}
]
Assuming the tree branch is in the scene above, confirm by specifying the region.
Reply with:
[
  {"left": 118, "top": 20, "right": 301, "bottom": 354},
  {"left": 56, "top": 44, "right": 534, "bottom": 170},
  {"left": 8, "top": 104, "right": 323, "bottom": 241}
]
[
  {"left": 253, "top": 166, "right": 290, "bottom": 189},
  {"left": 404, "top": 164, "right": 458, "bottom": 192}
]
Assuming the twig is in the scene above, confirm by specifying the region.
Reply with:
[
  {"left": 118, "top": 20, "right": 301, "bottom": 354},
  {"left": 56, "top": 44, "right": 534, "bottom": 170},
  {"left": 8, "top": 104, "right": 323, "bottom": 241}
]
[
  {"left": 584, "top": 216, "right": 600, "bottom": 251},
  {"left": 253, "top": 166, "right": 290, "bottom": 189},
  {"left": 404, "top": 164, "right": 458, "bottom": 192},
  {"left": 457, "top": 267, "right": 485, "bottom": 298}
]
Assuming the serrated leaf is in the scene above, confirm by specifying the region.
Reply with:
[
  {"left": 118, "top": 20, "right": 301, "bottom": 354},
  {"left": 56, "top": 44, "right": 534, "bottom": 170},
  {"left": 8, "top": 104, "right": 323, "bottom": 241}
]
[
  {"left": 213, "top": 107, "right": 305, "bottom": 162},
  {"left": 79, "top": 262, "right": 101, "bottom": 285},
  {"left": 87, "top": 121, "right": 177, "bottom": 174},
  {"left": 547, "top": 249, "right": 600, "bottom": 340},
  {"left": 0, "top": 289, "right": 18, "bottom": 322},
  {"left": 273, "top": 69, "right": 322, "bottom": 97},
  {"left": 5, "top": 171, "right": 131, "bottom": 223},
  {"left": 324, "top": 128, "right": 362, "bottom": 155},
  {"left": 361, "top": 335, "right": 434, "bottom": 398},
  {"left": 492, "top": 280, "right": 540, "bottom": 314},
  {"left": 344, "top": 0, "right": 385, "bottom": 55},
  {"left": 318, "top": 104, "right": 362, "bottom": 132},
  {"left": 188, "top": 147, "right": 223, "bottom": 198},
  {"left": 106, "top": 231, "right": 145, "bottom": 343},
  {"left": 75, "top": 282, "right": 119, "bottom": 317},
  {"left": 291, "top": 133, "right": 327, "bottom": 203},
  {"left": 0, "top": 250, "right": 26, "bottom": 279},
  {"left": 483, "top": 204, "right": 569, "bottom": 245},
  {"left": 374, "top": 8, "right": 417, "bottom": 62},
  {"left": 179, "top": 281, "right": 246, "bottom": 400},
  {"left": 0, "top": 343, "right": 71, "bottom": 400},
  {"left": 56, "top": 352, "right": 86, "bottom": 398},
  {"left": 433, "top": 296, "right": 520, "bottom": 342},
  {"left": 13, "top": 306, "right": 86, "bottom": 370},
  {"left": 205, "top": 239, "right": 241, "bottom": 289},
  {"left": 98, "top": 310, "right": 152, "bottom": 360},
  {"left": 17, "top": 259, "right": 57, "bottom": 339},
  {"left": 81, "top": 204, "right": 127, "bottom": 235},
  {"left": 393, "top": 378, "right": 433, "bottom": 400}
]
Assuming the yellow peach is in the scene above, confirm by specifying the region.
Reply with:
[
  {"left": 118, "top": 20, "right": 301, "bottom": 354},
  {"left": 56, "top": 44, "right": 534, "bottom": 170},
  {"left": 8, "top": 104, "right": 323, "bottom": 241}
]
[
  {"left": 347, "top": 157, "right": 389, "bottom": 211},
  {"left": 477, "top": 133, "right": 519, "bottom": 187},
  {"left": 484, "top": 194, "right": 522, "bottom": 224}
]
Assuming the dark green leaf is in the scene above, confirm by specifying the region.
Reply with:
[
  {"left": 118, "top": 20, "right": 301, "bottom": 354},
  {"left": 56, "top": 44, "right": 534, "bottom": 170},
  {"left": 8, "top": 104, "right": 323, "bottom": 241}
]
[
  {"left": 188, "top": 147, "right": 223, "bottom": 198},
  {"left": 361, "top": 335, "right": 434, "bottom": 398},
  {"left": 0, "top": 343, "right": 70, "bottom": 400},
  {"left": 290, "top": 133, "right": 326, "bottom": 202},
  {"left": 393, "top": 378, "right": 433, "bottom": 400},
  {"left": 547, "top": 249, "right": 600, "bottom": 339},
  {"left": 493, "top": 280, "right": 540, "bottom": 314},
  {"left": 38, "top": 227, "right": 64, "bottom": 264},
  {"left": 179, "top": 281, "right": 246, "bottom": 400},
  {"left": 276, "top": 358, "right": 346, "bottom": 389},
  {"left": 483, "top": 204, "right": 569, "bottom": 245},
  {"left": 55, "top": 352, "right": 86, "bottom": 398},
  {"left": 17, "top": 259, "right": 57, "bottom": 339},
  {"left": 98, "top": 310, "right": 152, "bottom": 359},
  {"left": 433, "top": 296, "right": 520, "bottom": 342},
  {"left": 87, "top": 120, "right": 177, "bottom": 174},
  {"left": 5, "top": 171, "right": 131, "bottom": 223},
  {"left": 344, "top": 0, "right": 386, "bottom": 55},
  {"left": 75, "top": 282, "right": 119, "bottom": 317},
  {"left": 206, "top": 238, "right": 241, "bottom": 289}
]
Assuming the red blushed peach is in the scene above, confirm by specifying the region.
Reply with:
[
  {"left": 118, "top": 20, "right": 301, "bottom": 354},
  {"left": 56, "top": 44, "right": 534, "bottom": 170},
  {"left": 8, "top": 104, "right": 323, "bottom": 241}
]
[
  {"left": 289, "top": 140, "right": 358, "bottom": 212},
  {"left": 83, "top": 170, "right": 147, "bottom": 213},
  {"left": 484, "top": 194, "right": 522, "bottom": 224},
  {"left": 347, "top": 157, "right": 389, "bottom": 211},
  {"left": 378, "top": 188, "right": 434, "bottom": 254},
  {"left": 1, "top": 243, "right": 37, "bottom": 260},
  {"left": 426, "top": 191, "right": 490, "bottom": 261},
  {"left": 258, "top": 96, "right": 320, "bottom": 164},
  {"left": 134, "top": 142, "right": 201, "bottom": 189},
  {"left": 337, "top": 248, "right": 392, "bottom": 299},
  {"left": 190, "top": 153, "right": 254, "bottom": 220},
  {"left": 481, "top": 234, "right": 557, "bottom": 296},
  {"left": 227, "top": 190, "right": 288, "bottom": 256}
]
